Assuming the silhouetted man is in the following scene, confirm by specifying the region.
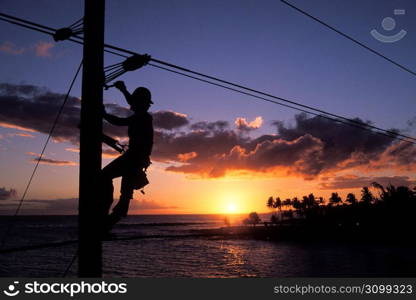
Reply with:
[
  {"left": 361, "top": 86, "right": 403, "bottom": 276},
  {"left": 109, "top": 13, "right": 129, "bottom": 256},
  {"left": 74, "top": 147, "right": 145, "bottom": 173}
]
[{"left": 102, "top": 81, "right": 153, "bottom": 231}]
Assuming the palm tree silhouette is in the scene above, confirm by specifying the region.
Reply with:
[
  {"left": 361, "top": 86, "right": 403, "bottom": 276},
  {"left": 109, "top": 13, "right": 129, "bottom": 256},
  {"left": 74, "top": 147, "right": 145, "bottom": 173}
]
[
  {"left": 267, "top": 196, "right": 275, "bottom": 210},
  {"left": 274, "top": 197, "right": 282, "bottom": 211},
  {"left": 329, "top": 192, "right": 342, "bottom": 206},
  {"left": 346, "top": 193, "right": 357, "bottom": 205},
  {"left": 263, "top": 183, "right": 416, "bottom": 245},
  {"left": 283, "top": 198, "right": 292, "bottom": 209},
  {"left": 304, "top": 193, "right": 317, "bottom": 208},
  {"left": 267, "top": 196, "right": 282, "bottom": 222},
  {"left": 291, "top": 197, "right": 302, "bottom": 216},
  {"left": 372, "top": 182, "right": 415, "bottom": 205},
  {"left": 360, "top": 187, "right": 374, "bottom": 205}
]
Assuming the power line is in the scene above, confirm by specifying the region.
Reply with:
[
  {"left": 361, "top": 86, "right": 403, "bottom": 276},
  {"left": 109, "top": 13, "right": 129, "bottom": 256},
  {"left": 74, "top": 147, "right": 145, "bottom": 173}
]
[
  {"left": 149, "top": 63, "right": 413, "bottom": 143},
  {"left": 62, "top": 252, "right": 78, "bottom": 277},
  {"left": 149, "top": 60, "right": 416, "bottom": 143},
  {"left": 0, "top": 14, "right": 126, "bottom": 57},
  {"left": 0, "top": 12, "right": 55, "bottom": 31},
  {"left": 0, "top": 12, "right": 415, "bottom": 145},
  {"left": 0, "top": 16, "right": 52, "bottom": 35},
  {"left": 101, "top": 44, "right": 416, "bottom": 143},
  {"left": 0, "top": 6, "right": 414, "bottom": 278},
  {"left": 0, "top": 60, "right": 83, "bottom": 250},
  {"left": 280, "top": 0, "right": 416, "bottom": 77}
]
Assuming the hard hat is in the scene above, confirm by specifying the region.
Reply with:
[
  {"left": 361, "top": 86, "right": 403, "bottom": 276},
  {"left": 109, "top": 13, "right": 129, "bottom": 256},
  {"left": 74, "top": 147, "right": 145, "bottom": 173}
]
[{"left": 132, "top": 87, "right": 153, "bottom": 104}]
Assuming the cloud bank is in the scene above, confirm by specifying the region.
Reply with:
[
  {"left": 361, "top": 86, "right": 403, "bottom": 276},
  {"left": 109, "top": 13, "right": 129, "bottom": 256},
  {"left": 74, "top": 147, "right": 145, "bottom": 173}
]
[
  {"left": 1, "top": 83, "right": 415, "bottom": 179},
  {"left": 319, "top": 175, "right": 416, "bottom": 190}
]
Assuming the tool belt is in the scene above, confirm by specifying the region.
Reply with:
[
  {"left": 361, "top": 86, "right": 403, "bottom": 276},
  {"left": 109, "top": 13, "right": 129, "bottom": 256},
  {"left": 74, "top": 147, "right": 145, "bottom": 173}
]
[
  {"left": 132, "top": 169, "right": 149, "bottom": 190},
  {"left": 129, "top": 156, "right": 151, "bottom": 192}
]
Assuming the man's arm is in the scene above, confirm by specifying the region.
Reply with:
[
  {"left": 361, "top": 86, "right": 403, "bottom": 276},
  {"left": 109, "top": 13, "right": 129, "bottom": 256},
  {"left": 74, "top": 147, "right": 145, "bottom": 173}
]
[
  {"left": 103, "top": 112, "right": 131, "bottom": 126},
  {"left": 114, "top": 81, "right": 133, "bottom": 106}
]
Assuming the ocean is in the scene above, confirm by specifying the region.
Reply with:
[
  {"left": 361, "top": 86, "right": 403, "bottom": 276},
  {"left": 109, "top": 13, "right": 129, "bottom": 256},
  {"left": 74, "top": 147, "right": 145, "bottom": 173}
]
[{"left": 0, "top": 215, "right": 415, "bottom": 277}]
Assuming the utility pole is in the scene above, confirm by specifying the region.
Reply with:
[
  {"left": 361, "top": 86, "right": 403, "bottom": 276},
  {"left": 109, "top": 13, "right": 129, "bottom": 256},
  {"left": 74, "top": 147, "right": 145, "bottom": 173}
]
[{"left": 78, "top": 0, "right": 105, "bottom": 277}]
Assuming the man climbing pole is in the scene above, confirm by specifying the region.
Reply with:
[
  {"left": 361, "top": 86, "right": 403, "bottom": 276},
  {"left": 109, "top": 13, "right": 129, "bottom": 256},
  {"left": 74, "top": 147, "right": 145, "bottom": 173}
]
[{"left": 101, "top": 80, "right": 154, "bottom": 232}]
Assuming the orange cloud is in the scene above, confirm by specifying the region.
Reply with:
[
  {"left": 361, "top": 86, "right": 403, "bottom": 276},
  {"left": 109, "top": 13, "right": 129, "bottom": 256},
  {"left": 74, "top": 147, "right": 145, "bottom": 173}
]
[
  {"left": 0, "top": 122, "right": 37, "bottom": 132},
  {"left": 235, "top": 116, "right": 263, "bottom": 131},
  {"left": 65, "top": 147, "right": 119, "bottom": 159},
  {"left": 0, "top": 41, "right": 55, "bottom": 57},
  {"left": 2, "top": 83, "right": 415, "bottom": 180},
  {"left": 8, "top": 132, "right": 35, "bottom": 138},
  {"left": 0, "top": 41, "right": 25, "bottom": 55},
  {"left": 34, "top": 41, "right": 54, "bottom": 57},
  {"left": 177, "top": 152, "right": 197, "bottom": 162},
  {"left": 27, "top": 152, "right": 77, "bottom": 166},
  {"left": 165, "top": 134, "right": 325, "bottom": 178},
  {"left": 65, "top": 147, "right": 79, "bottom": 153},
  {"left": 102, "top": 148, "right": 120, "bottom": 159}
]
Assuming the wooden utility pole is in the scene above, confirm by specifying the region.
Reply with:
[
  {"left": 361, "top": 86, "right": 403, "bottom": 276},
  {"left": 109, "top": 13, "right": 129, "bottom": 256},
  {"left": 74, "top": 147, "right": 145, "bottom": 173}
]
[{"left": 78, "top": 0, "right": 105, "bottom": 277}]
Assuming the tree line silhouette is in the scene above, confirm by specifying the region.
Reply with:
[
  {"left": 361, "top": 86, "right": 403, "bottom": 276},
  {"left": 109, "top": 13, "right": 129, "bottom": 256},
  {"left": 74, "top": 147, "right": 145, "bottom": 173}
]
[{"left": 262, "top": 182, "right": 416, "bottom": 243}]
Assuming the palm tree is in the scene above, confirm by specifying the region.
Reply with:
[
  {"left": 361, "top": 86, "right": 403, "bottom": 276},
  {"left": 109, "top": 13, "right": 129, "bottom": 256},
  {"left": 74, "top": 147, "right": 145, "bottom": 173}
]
[
  {"left": 283, "top": 198, "right": 292, "bottom": 209},
  {"left": 306, "top": 193, "right": 317, "bottom": 208},
  {"left": 274, "top": 197, "right": 282, "bottom": 211},
  {"left": 345, "top": 193, "right": 357, "bottom": 205},
  {"left": 274, "top": 197, "right": 283, "bottom": 221},
  {"left": 291, "top": 197, "right": 302, "bottom": 216},
  {"left": 280, "top": 198, "right": 291, "bottom": 221},
  {"left": 267, "top": 196, "right": 275, "bottom": 210},
  {"left": 329, "top": 192, "right": 342, "bottom": 206},
  {"left": 372, "top": 182, "right": 385, "bottom": 201},
  {"left": 372, "top": 182, "right": 415, "bottom": 205},
  {"left": 360, "top": 187, "right": 374, "bottom": 205}
]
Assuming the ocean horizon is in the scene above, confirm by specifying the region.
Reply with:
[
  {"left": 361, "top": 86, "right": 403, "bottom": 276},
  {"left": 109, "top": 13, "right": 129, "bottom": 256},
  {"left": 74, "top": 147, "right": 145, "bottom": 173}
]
[{"left": 1, "top": 214, "right": 415, "bottom": 277}]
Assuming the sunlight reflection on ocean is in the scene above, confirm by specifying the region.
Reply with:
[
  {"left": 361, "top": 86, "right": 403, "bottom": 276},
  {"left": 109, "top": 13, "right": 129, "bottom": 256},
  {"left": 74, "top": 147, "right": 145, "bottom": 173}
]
[{"left": 0, "top": 215, "right": 415, "bottom": 277}]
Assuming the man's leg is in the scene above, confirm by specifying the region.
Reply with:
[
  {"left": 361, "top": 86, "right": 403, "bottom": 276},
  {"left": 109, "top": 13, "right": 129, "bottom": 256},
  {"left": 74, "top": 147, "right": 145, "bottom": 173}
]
[
  {"left": 106, "top": 156, "right": 150, "bottom": 229},
  {"left": 101, "top": 155, "right": 126, "bottom": 216},
  {"left": 108, "top": 174, "right": 134, "bottom": 227}
]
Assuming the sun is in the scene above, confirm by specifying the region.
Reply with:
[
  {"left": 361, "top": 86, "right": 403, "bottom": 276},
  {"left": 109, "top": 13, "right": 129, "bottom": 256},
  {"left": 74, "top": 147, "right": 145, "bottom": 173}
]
[
  {"left": 218, "top": 191, "right": 246, "bottom": 214},
  {"left": 225, "top": 202, "right": 238, "bottom": 214}
]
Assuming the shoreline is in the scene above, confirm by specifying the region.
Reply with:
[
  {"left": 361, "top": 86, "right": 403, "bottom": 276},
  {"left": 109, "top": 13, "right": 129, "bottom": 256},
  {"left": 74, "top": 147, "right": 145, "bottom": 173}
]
[{"left": 191, "top": 222, "right": 416, "bottom": 245}]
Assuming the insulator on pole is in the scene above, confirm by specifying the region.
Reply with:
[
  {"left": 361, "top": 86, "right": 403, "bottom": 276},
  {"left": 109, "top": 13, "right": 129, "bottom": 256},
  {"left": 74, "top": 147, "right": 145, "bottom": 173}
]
[
  {"left": 122, "top": 54, "right": 151, "bottom": 71},
  {"left": 103, "top": 54, "right": 151, "bottom": 87},
  {"left": 53, "top": 18, "right": 84, "bottom": 42},
  {"left": 53, "top": 28, "right": 74, "bottom": 41}
]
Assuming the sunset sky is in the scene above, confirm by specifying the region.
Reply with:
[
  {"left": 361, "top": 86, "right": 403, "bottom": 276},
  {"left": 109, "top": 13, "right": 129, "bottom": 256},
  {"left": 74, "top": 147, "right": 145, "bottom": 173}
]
[{"left": 0, "top": 0, "right": 415, "bottom": 215}]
